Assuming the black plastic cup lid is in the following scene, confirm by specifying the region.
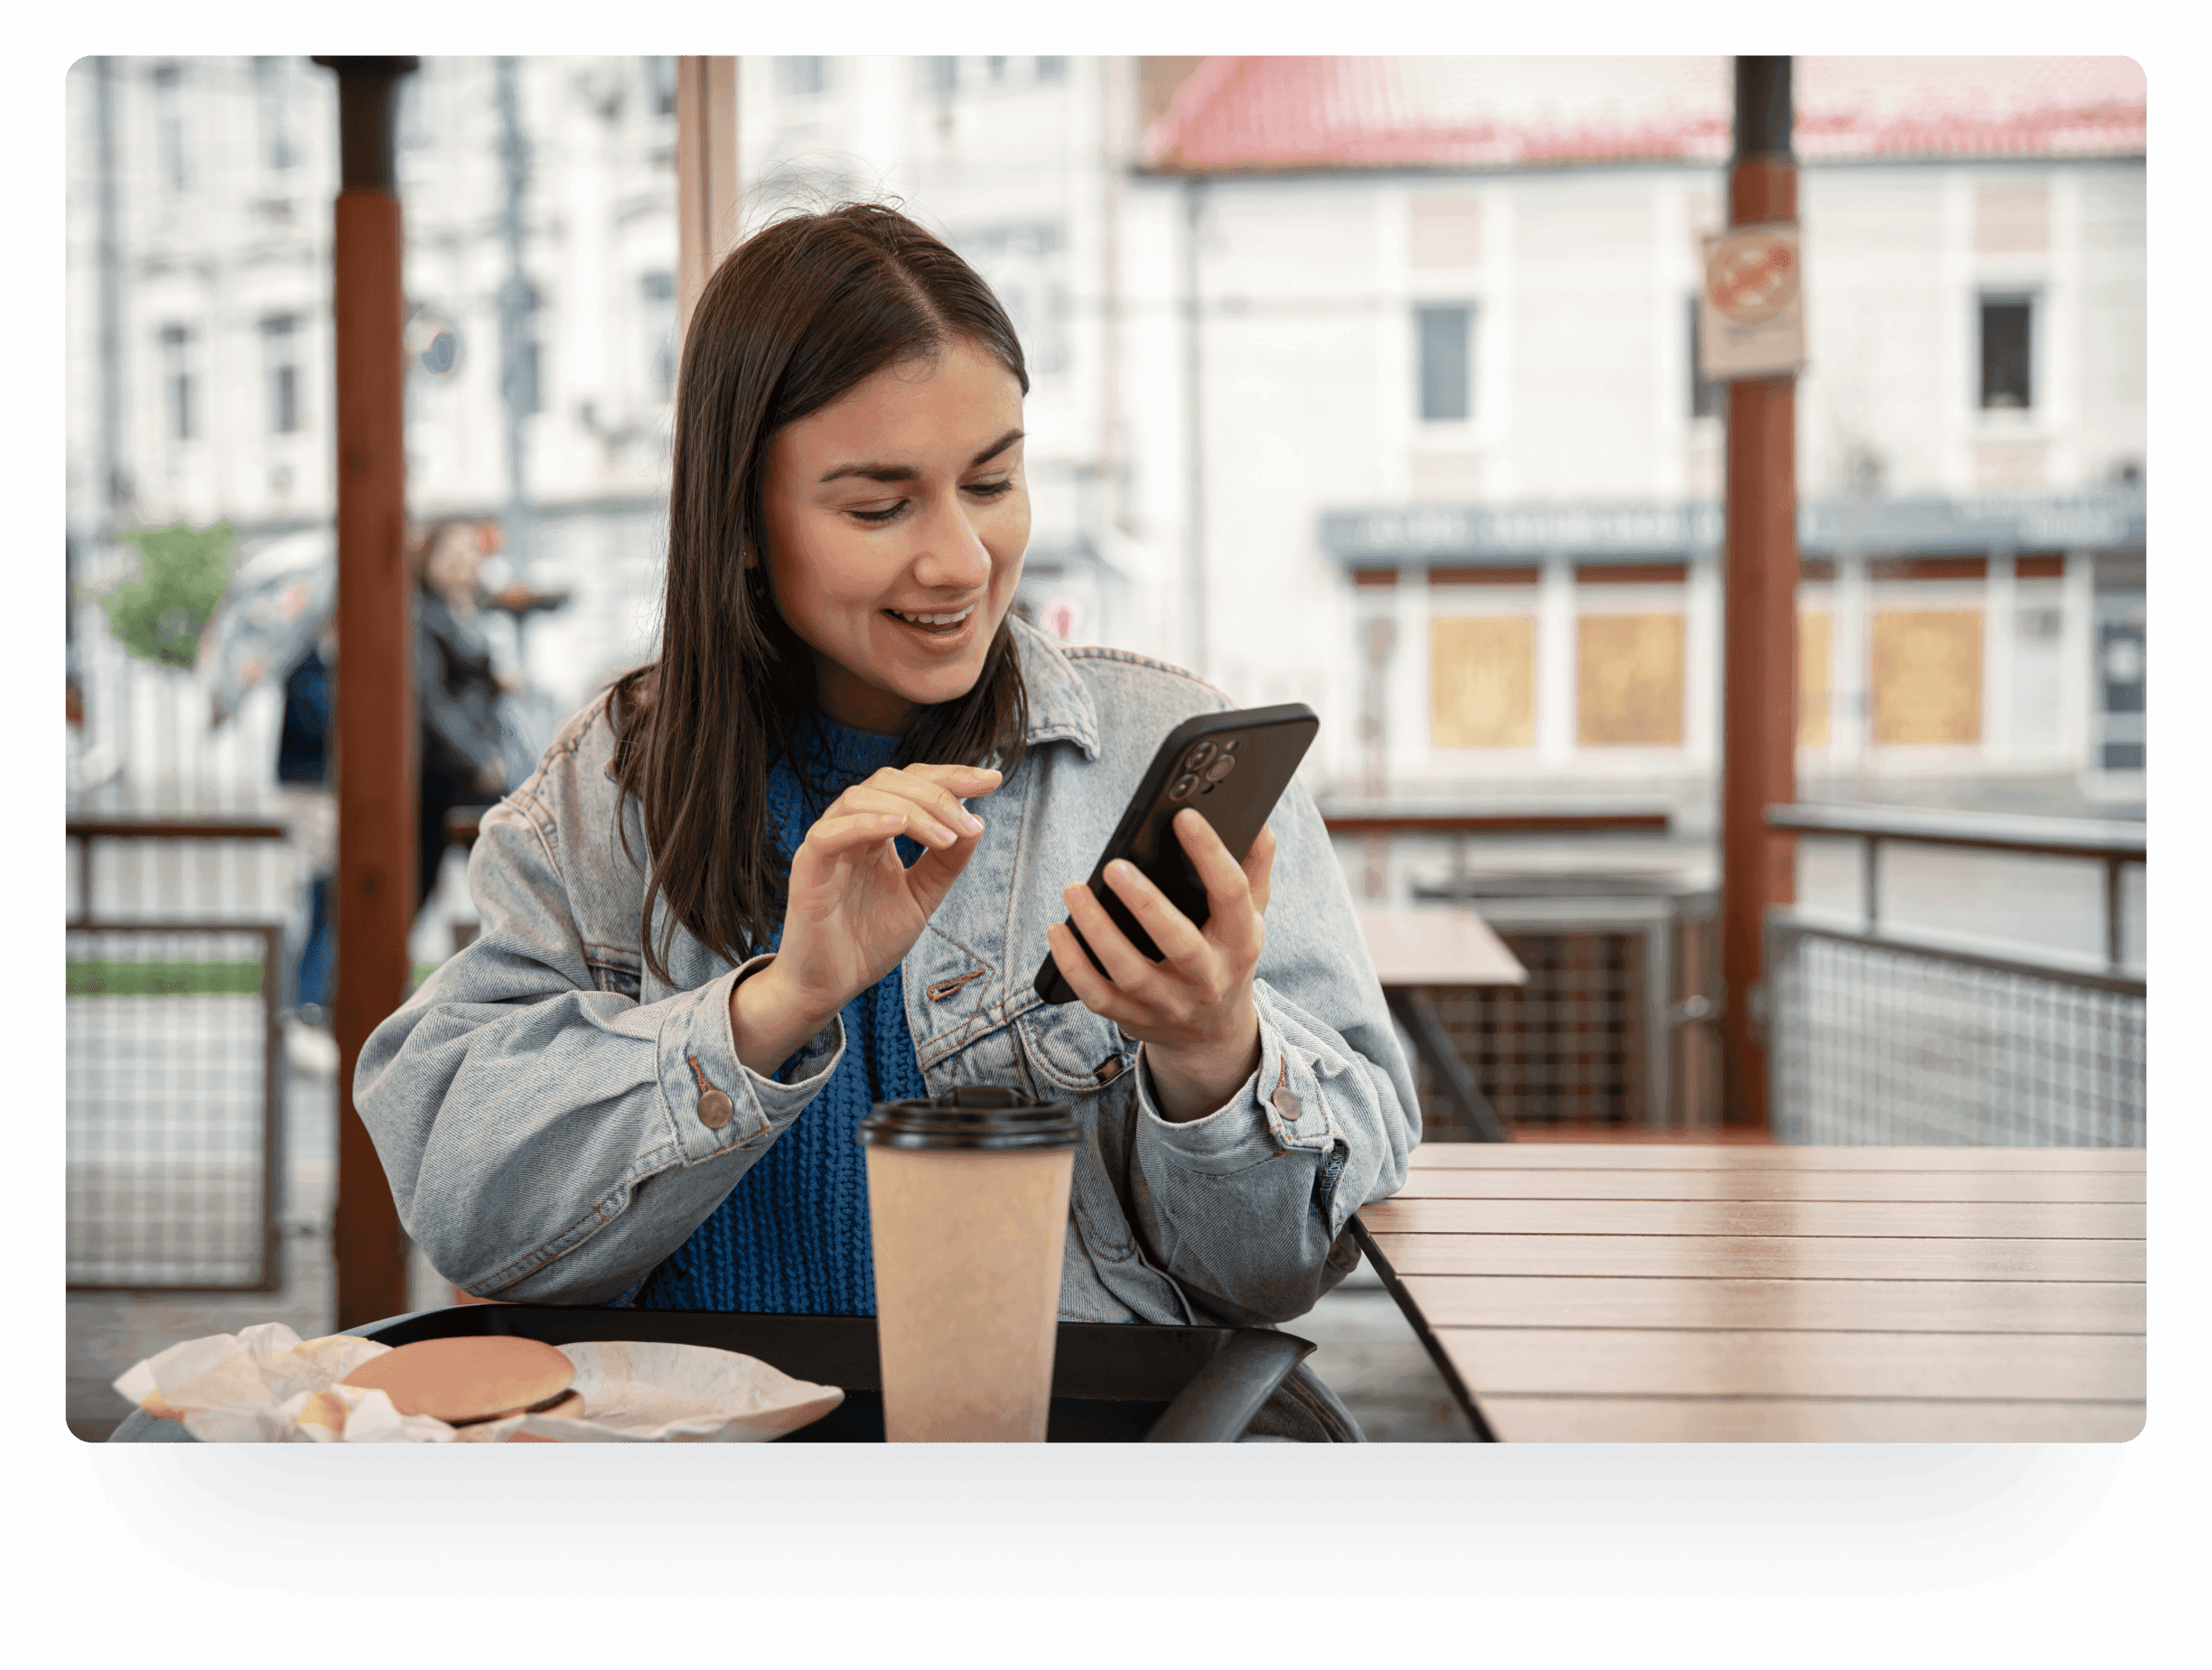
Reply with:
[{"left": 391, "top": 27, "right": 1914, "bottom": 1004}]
[{"left": 860, "top": 1085, "right": 1078, "bottom": 1152}]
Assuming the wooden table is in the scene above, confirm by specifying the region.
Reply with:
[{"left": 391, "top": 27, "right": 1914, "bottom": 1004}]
[
  {"left": 1351, "top": 1143, "right": 2146, "bottom": 1441},
  {"left": 1358, "top": 907, "right": 1526, "bottom": 1143}
]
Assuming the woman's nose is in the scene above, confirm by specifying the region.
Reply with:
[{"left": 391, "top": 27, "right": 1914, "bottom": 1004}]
[{"left": 909, "top": 490, "right": 994, "bottom": 589}]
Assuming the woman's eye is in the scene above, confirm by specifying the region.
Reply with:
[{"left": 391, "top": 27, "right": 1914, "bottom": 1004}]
[
  {"left": 966, "top": 478, "right": 1015, "bottom": 499},
  {"left": 849, "top": 501, "right": 905, "bottom": 525}
]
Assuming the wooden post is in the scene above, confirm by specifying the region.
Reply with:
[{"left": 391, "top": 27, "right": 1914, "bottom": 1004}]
[
  {"left": 313, "top": 57, "right": 418, "bottom": 1328},
  {"left": 676, "top": 57, "right": 741, "bottom": 338},
  {"left": 1718, "top": 56, "right": 1798, "bottom": 1130}
]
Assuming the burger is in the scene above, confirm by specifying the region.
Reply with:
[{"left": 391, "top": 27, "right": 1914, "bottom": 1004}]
[{"left": 341, "top": 1336, "right": 581, "bottom": 1427}]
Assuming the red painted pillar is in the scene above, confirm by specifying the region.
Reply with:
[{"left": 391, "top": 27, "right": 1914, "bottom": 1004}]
[
  {"left": 313, "top": 57, "right": 419, "bottom": 1327},
  {"left": 1719, "top": 57, "right": 1799, "bottom": 1130}
]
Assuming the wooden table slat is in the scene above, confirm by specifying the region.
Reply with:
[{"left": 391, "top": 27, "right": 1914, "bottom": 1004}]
[
  {"left": 1363, "top": 1197, "right": 2142, "bottom": 1240},
  {"left": 1407, "top": 1144, "right": 2146, "bottom": 1171},
  {"left": 1367, "top": 1232, "right": 2146, "bottom": 1282},
  {"left": 1358, "top": 1144, "right": 2148, "bottom": 1443},
  {"left": 1392, "top": 1170, "right": 2145, "bottom": 1204},
  {"left": 1479, "top": 1397, "right": 2146, "bottom": 1443},
  {"left": 1434, "top": 1328, "right": 2144, "bottom": 1402},
  {"left": 1396, "top": 1274, "right": 2146, "bottom": 1334}
]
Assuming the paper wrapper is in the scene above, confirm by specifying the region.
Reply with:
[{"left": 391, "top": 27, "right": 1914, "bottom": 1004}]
[{"left": 113, "top": 1324, "right": 845, "bottom": 1442}]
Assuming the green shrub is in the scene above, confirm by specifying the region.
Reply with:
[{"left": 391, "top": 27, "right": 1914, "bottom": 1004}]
[{"left": 98, "top": 521, "right": 237, "bottom": 668}]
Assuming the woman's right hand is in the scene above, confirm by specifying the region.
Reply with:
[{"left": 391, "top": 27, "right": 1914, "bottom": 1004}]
[{"left": 730, "top": 762, "right": 1003, "bottom": 1076}]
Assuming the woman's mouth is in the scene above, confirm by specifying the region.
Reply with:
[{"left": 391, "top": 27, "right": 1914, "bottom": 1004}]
[{"left": 884, "top": 602, "right": 979, "bottom": 636}]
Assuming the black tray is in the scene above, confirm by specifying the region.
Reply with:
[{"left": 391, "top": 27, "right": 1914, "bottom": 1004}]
[{"left": 108, "top": 1306, "right": 1330, "bottom": 1443}]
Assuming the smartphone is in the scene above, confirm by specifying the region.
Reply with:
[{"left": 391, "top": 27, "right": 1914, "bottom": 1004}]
[{"left": 1031, "top": 703, "right": 1320, "bottom": 1005}]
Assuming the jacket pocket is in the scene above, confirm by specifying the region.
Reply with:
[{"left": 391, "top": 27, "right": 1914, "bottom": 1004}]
[
  {"left": 1011, "top": 1000, "right": 1136, "bottom": 1097},
  {"left": 583, "top": 946, "right": 641, "bottom": 1003}
]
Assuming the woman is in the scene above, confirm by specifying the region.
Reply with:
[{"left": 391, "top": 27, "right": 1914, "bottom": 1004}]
[
  {"left": 413, "top": 517, "right": 509, "bottom": 912},
  {"left": 356, "top": 204, "right": 1417, "bottom": 1339}
]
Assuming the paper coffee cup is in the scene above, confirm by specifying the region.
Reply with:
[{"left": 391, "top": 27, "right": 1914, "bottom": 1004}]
[{"left": 860, "top": 1087, "right": 1078, "bottom": 1443}]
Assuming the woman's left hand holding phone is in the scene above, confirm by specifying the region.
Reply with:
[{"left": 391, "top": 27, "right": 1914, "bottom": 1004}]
[
  {"left": 730, "top": 763, "right": 1003, "bottom": 1077},
  {"left": 1047, "top": 809, "right": 1276, "bottom": 1124}
]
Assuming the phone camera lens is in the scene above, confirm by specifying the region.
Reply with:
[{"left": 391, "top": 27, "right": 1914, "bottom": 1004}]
[
  {"left": 1219, "top": 738, "right": 1241, "bottom": 754},
  {"left": 1181, "top": 742, "right": 1216, "bottom": 772},
  {"left": 1204, "top": 755, "right": 1237, "bottom": 783},
  {"left": 1168, "top": 773, "right": 1198, "bottom": 801}
]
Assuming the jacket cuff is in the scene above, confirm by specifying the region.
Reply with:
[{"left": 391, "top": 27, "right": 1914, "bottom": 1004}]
[
  {"left": 1132, "top": 987, "right": 1339, "bottom": 1170},
  {"left": 658, "top": 955, "right": 845, "bottom": 1162}
]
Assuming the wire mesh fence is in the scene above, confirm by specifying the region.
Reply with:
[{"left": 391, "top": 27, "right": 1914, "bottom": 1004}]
[
  {"left": 1768, "top": 917, "right": 2146, "bottom": 1147},
  {"left": 66, "top": 923, "right": 284, "bottom": 1288},
  {"left": 1408, "top": 928, "right": 1657, "bottom": 1134}
]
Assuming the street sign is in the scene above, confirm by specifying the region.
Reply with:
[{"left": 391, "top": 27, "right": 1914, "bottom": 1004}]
[{"left": 1699, "top": 220, "right": 1805, "bottom": 381}]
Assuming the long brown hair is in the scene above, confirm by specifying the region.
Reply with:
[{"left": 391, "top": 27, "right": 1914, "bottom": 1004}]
[{"left": 610, "top": 203, "right": 1031, "bottom": 982}]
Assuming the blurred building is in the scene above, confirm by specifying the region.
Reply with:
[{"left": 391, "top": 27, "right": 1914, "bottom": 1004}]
[
  {"left": 65, "top": 53, "right": 1144, "bottom": 750},
  {"left": 65, "top": 54, "right": 684, "bottom": 756},
  {"left": 1126, "top": 57, "right": 2146, "bottom": 818},
  {"left": 67, "top": 56, "right": 2147, "bottom": 819}
]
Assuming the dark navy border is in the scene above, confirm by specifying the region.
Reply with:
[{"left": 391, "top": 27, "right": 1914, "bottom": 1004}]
[{"left": 90, "top": 1432, "right": 2123, "bottom": 1592}]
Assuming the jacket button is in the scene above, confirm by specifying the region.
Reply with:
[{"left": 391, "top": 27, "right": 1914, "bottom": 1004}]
[
  {"left": 697, "top": 1087, "right": 735, "bottom": 1130},
  {"left": 1272, "top": 1086, "right": 1302, "bottom": 1123}
]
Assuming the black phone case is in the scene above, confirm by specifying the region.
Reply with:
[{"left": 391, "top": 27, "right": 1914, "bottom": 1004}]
[{"left": 1031, "top": 703, "right": 1320, "bottom": 1005}]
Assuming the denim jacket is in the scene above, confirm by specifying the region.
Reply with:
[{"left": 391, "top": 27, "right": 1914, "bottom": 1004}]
[{"left": 354, "top": 616, "right": 1420, "bottom": 1328}]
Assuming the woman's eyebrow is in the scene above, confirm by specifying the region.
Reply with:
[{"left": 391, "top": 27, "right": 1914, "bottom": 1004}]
[
  {"left": 967, "top": 427, "right": 1024, "bottom": 467},
  {"left": 817, "top": 428, "right": 1025, "bottom": 485}
]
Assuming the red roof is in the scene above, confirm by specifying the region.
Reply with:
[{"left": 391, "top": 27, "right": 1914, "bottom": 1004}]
[{"left": 1143, "top": 57, "right": 2146, "bottom": 173}]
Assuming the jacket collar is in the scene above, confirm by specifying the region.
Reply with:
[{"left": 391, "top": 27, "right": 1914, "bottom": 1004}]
[{"left": 1009, "top": 612, "right": 1099, "bottom": 762}]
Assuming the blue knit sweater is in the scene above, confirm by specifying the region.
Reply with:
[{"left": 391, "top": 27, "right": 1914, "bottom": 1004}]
[{"left": 629, "top": 716, "right": 928, "bottom": 1315}]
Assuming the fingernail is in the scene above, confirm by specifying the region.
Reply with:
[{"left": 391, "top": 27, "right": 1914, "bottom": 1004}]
[{"left": 960, "top": 811, "right": 985, "bottom": 834}]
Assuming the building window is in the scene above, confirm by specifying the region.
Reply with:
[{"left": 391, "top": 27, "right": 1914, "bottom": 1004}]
[
  {"left": 397, "top": 67, "right": 434, "bottom": 152},
  {"left": 1871, "top": 611, "right": 1984, "bottom": 746},
  {"left": 1798, "top": 611, "right": 1833, "bottom": 747},
  {"left": 985, "top": 56, "right": 1008, "bottom": 84},
  {"left": 1416, "top": 305, "right": 1473, "bottom": 423},
  {"left": 1432, "top": 615, "right": 1535, "bottom": 749},
  {"left": 152, "top": 61, "right": 188, "bottom": 193},
  {"left": 779, "top": 57, "right": 828, "bottom": 98},
  {"left": 960, "top": 223, "right": 1070, "bottom": 378},
  {"left": 1035, "top": 57, "right": 1067, "bottom": 82},
  {"left": 1688, "top": 295, "right": 1723, "bottom": 418},
  {"left": 1980, "top": 298, "right": 2032, "bottom": 410},
  {"left": 254, "top": 57, "right": 295, "bottom": 172},
  {"left": 160, "top": 324, "right": 197, "bottom": 442},
  {"left": 930, "top": 57, "right": 960, "bottom": 98},
  {"left": 640, "top": 270, "right": 676, "bottom": 402},
  {"left": 260, "top": 315, "right": 301, "bottom": 434},
  {"left": 1577, "top": 614, "right": 1686, "bottom": 747},
  {"left": 647, "top": 56, "right": 677, "bottom": 116}
]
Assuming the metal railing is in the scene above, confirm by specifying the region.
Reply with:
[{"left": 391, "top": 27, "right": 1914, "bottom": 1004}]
[
  {"left": 65, "top": 820, "right": 292, "bottom": 1290},
  {"left": 1763, "top": 804, "right": 2146, "bottom": 1147},
  {"left": 1412, "top": 896, "right": 1673, "bottom": 1130},
  {"left": 1767, "top": 802, "right": 2145, "bottom": 971}
]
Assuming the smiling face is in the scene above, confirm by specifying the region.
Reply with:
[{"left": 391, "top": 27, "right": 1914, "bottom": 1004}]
[{"left": 761, "top": 337, "right": 1030, "bottom": 735}]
